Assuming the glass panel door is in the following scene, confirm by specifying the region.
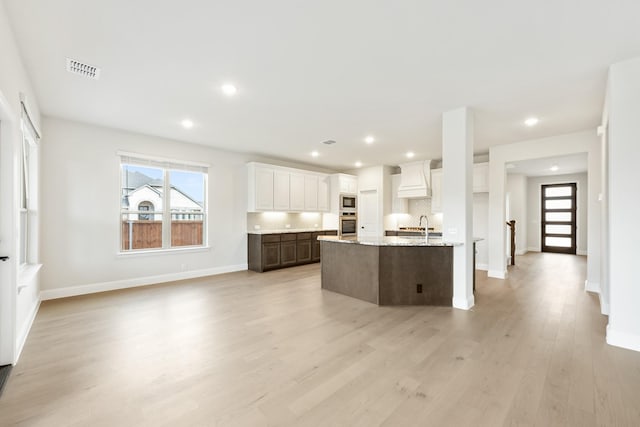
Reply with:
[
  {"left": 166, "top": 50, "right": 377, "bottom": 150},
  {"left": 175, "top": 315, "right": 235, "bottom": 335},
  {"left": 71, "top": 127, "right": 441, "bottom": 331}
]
[{"left": 541, "top": 183, "right": 577, "bottom": 254}]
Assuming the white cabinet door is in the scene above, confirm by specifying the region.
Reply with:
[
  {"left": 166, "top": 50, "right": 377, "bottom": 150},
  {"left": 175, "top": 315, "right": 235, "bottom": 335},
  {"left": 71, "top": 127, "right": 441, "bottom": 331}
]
[
  {"left": 473, "top": 162, "right": 489, "bottom": 193},
  {"left": 255, "top": 166, "right": 274, "bottom": 211},
  {"left": 273, "top": 170, "right": 290, "bottom": 211},
  {"left": 289, "top": 173, "right": 305, "bottom": 211},
  {"left": 430, "top": 168, "right": 442, "bottom": 213},
  {"left": 304, "top": 175, "right": 318, "bottom": 211},
  {"left": 338, "top": 176, "right": 357, "bottom": 194},
  {"left": 318, "top": 175, "right": 329, "bottom": 212},
  {"left": 391, "top": 174, "right": 408, "bottom": 214}
]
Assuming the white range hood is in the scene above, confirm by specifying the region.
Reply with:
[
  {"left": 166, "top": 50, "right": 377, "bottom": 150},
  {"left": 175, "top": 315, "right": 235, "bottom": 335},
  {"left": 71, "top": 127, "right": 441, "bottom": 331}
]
[{"left": 397, "top": 160, "right": 432, "bottom": 198}]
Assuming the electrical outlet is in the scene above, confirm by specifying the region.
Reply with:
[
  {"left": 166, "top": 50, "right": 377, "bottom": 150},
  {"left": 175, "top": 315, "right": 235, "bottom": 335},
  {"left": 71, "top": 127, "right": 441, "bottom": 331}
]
[{"left": 416, "top": 284, "right": 423, "bottom": 293}]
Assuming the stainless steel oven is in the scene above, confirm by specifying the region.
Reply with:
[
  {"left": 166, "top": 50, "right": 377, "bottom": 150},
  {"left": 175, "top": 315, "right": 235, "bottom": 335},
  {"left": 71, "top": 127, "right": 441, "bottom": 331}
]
[
  {"left": 339, "top": 214, "right": 357, "bottom": 236},
  {"left": 340, "top": 194, "right": 357, "bottom": 213}
]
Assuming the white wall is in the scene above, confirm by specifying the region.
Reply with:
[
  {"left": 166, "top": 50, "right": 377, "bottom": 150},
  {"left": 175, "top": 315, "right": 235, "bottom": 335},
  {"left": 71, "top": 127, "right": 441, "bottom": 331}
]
[
  {"left": 506, "top": 174, "right": 527, "bottom": 255},
  {"left": 605, "top": 57, "right": 640, "bottom": 352},
  {"left": 39, "top": 117, "right": 332, "bottom": 298},
  {"left": 0, "top": 1, "right": 42, "bottom": 364},
  {"left": 488, "top": 130, "right": 599, "bottom": 279},
  {"left": 525, "top": 173, "right": 588, "bottom": 255}
]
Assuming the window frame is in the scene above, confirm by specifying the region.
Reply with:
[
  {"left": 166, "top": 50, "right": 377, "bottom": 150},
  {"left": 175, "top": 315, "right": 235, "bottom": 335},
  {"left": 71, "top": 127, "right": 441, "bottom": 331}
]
[
  {"left": 118, "top": 152, "right": 209, "bottom": 254},
  {"left": 19, "top": 118, "right": 39, "bottom": 267}
]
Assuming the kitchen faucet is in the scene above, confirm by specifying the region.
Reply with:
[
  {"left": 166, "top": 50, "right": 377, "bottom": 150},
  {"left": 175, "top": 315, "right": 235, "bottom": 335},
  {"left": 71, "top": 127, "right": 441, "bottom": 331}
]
[{"left": 419, "top": 215, "right": 430, "bottom": 240}]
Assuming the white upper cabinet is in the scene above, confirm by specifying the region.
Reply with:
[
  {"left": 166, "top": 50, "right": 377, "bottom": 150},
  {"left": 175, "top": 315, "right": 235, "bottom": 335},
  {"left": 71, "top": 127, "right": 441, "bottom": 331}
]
[
  {"left": 289, "top": 173, "right": 305, "bottom": 211},
  {"left": 391, "top": 174, "right": 408, "bottom": 214},
  {"left": 473, "top": 162, "right": 489, "bottom": 193},
  {"left": 304, "top": 175, "right": 319, "bottom": 211},
  {"left": 247, "top": 162, "right": 329, "bottom": 213},
  {"left": 247, "top": 164, "right": 274, "bottom": 211},
  {"left": 273, "top": 170, "right": 290, "bottom": 211},
  {"left": 318, "top": 175, "right": 329, "bottom": 211},
  {"left": 336, "top": 174, "right": 357, "bottom": 194}
]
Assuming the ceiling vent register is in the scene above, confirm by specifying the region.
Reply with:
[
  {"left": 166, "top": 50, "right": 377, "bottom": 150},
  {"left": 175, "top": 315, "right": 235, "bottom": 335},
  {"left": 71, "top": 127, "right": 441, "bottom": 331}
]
[{"left": 66, "top": 58, "right": 101, "bottom": 80}]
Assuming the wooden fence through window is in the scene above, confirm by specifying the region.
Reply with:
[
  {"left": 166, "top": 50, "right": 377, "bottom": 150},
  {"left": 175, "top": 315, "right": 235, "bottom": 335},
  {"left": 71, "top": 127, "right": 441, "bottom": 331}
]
[{"left": 121, "top": 220, "right": 203, "bottom": 250}]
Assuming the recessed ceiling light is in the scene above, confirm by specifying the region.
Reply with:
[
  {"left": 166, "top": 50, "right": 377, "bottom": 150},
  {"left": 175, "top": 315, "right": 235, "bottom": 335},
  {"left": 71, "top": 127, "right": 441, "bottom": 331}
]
[
  {"left": 524, "top": 117, "right": 539, "bottom": 127},
  {"left": 311, "top": 151, "right": 319, "bottom": 158},
  {"left": 322, "top": 139, "right": 336, "bottom": 145},
  {"left": 365, "top": 136, "right": 375, "bottom": 144},
  {"left": 181, "top": 119, "right": 194, "bottom": 129},
  {"left": 406, "top": 151, "right": 415, "bottom": 159},
  {"left": 355, "top": 161, "right": 362, "bottom": 168},
  {"left": 550, "top": 164, "right": 559, "bottom": 172},
  {"left": 221, "top": 83, "right": 237, "bottom": 96}
]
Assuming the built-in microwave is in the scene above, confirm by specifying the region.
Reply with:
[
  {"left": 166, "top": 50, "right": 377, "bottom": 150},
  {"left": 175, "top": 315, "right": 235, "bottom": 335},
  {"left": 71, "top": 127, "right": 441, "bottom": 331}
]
[
  {"left": 340, "top": 194, "right": 357, "bottom": 212},
  {"left": 339, "top": 214, "right": 357, "bottom": 236}
]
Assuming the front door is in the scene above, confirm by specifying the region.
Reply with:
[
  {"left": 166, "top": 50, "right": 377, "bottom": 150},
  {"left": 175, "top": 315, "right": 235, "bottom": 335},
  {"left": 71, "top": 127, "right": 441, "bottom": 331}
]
[{"left": 541, "top": 183, "right": 577, "bottom": 254}]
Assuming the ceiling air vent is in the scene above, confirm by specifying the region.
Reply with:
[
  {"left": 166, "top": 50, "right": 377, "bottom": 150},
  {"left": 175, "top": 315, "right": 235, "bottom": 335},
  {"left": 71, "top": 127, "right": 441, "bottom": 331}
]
[{"left": 66, "top": 58, "right": 101, "bottom": 80}]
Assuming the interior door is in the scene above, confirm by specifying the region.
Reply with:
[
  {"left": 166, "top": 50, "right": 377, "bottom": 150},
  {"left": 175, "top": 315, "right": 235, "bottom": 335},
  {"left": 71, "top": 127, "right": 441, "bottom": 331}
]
[
  {"left": 541, "top": 183, "right": 577, "bottom": 254},
  {"left": 358, "top": 189, "right": 379, "bottom": 237}
]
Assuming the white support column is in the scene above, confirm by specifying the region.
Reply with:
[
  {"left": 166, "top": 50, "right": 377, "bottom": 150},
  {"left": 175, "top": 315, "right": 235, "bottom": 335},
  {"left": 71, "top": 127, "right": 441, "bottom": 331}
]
[
  {"left": 442, "top": 107, "right": 474, "bottom": 310},
  {"left": 606, "top": 57, "right": 640, "bottom": 352}
]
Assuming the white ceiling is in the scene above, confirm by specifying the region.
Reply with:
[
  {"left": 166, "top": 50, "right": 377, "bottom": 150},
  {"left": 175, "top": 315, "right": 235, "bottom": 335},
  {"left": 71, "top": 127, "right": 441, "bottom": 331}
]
[
  {"left": 506, "top": 153, "right": 588, "bottom": 177},
  {"left": 5, "top": 0, "right": 640, "bottom": 171}
]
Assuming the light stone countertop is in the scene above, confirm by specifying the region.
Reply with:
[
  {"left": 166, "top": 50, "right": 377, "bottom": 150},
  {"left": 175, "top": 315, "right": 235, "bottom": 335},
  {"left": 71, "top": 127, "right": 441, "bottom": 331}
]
[
  {"left": 317, "top": 235, "right": 486, "bottom": 247},
  {"left": 247, "top": 228, "right": 337, "bottom": 235}
]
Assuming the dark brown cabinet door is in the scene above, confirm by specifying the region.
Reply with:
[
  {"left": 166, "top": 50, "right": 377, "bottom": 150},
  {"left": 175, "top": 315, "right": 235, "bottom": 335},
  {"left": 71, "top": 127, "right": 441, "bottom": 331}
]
[
  {"left": 281, "top": 241, "right": 297, "bottom": 266},
  {"left": 297, "top": 240, "right": 312, "bottom": 263},
  {"left": 311, "top": 232, "right": 322, "bottom": 261},
  {"left": 262, "top": 243, "right": 281, "bottom": 270}
]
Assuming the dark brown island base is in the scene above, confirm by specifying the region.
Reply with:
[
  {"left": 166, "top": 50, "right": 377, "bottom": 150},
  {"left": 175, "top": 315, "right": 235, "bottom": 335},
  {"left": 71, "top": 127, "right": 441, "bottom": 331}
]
[{"left": 319, "top": 236, "right": 477, "bottom": 306}]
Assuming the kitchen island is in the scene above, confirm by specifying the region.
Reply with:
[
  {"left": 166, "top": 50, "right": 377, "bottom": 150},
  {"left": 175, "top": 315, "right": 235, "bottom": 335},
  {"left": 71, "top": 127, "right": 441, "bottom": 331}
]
[{"left": 318, "top": 235, "right": 471, "bottom": 306}]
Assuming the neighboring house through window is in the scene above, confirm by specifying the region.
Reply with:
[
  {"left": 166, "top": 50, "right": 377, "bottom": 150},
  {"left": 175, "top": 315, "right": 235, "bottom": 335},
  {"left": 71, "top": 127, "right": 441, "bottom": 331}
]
[
  {"left": 120, "top": 153, "right": 208, "bottom": 252},
  {"left": 137, "top": 201, "right": 153, "bottom": 220}
]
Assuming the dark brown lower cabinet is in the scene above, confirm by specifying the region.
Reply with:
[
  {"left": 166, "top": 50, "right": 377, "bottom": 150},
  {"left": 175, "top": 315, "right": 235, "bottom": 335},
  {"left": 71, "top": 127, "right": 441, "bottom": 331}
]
[
  {"left": 248, "top": 230, "right": 337, "bottom": 272},
  {"left": 311, "top": 232, "right": 322, "bottom": 261},
  {"left": 262, "top": 242, "right": 281, "bottom": 269},
  {"left": 280, "top": 240, "right": 297, "bottom": 266}
]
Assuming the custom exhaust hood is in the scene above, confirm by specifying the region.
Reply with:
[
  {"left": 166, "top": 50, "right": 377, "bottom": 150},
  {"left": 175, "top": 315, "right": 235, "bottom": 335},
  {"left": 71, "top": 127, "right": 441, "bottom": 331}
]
[{"left": 397, "top": 160, "right": 432, "bottom": 198}]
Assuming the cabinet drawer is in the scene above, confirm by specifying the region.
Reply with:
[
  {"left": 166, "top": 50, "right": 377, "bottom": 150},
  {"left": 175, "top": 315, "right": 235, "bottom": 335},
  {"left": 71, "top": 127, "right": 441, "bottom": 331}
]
[
  {"left": 297, "top": 233, "right": 311, "bottom": 240},
  {"left": 262, "top": 234, "right": 281, "bottom": 243},
  {"left": 281, "top": 233, "right": 297, "bottom": 242}
]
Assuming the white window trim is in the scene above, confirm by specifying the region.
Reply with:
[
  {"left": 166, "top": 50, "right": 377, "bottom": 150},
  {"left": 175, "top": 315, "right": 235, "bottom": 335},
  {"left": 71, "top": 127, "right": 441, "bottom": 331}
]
[{"left": 119, "top": 153, "right": 209, "bottom": 254}]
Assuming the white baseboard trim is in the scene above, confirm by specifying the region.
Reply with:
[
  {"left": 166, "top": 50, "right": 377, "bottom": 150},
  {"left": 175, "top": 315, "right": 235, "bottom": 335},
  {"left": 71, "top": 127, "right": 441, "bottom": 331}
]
[
  {"left": 475, "top": 263, "right": 488, "bottom": 271},
  {"left": 577, "top": 249, "right": 587, "bottom": 256},
  {"left": 584, "top": 280, "right": 601, "bottom": 294},
  {"left": 40, "top": 264, "right": 248, "bottom": 301},
  {"left": 527, "top": 247, "right": 540, "bottom": 252},
  {"left": 452, "top": 295, "right": 475, "bottom": 310},
  {"left": 606, "top": 324, "right": 640, "bottom": 352},
  {"left": 515, "top": 249, "right": 528, "bottom": 256},
  {"left": 600, "top": 295, "right": 610, "bottom": 316},
  {"left": 15, "top": 299, "right": 41, "bottom": 363},
  {"left": 488, "top": 269, "right": 506, "bottom": 279}
]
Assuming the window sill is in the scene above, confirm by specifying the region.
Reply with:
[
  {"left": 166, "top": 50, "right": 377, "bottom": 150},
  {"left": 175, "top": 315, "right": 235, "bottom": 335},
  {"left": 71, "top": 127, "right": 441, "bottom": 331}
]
[
  {"left": 116, "top": 245, "right": 211, "bottom": 258},
  {"left": 18, "top": 263, "right": 43, "bottom": 289}
]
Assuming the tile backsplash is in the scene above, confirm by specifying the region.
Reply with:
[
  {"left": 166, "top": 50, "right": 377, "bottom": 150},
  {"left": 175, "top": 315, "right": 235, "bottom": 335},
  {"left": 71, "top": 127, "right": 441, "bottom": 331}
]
[
  {"left": 247, "top": 212, "right": 323, "bottom": 231},
  {"left": 386, "top": 198, "right": 443, "bottom": 231}
]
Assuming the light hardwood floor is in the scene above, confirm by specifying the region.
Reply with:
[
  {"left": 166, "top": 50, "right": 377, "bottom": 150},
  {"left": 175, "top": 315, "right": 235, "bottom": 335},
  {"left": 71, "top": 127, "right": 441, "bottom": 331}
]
[{"left": 1, "top": 253, "right": 639, "bottom": 426}]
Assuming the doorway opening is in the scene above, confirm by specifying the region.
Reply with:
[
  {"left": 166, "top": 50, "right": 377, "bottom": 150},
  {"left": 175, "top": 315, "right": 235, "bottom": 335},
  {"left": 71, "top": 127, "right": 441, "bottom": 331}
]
[{"left": 541, "top": 183, "right": 577, "bottom": 254}]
